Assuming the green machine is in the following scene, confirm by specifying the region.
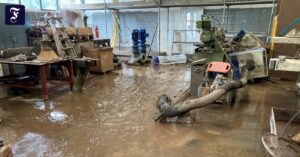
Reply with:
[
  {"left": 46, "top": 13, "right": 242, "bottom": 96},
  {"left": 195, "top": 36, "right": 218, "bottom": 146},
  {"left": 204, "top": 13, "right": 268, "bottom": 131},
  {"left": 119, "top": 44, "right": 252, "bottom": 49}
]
[
  {"left": 191, "top": 15, "right": 227, "bottom": 97},
  {"left": 194, "top": 15, "right": 226, "bottom": 62}
]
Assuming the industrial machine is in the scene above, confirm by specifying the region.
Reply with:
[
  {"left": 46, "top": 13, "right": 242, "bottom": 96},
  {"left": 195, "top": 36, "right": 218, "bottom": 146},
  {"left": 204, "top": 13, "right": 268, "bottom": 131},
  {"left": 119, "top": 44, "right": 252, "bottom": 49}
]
[
  {"left": 198, "top": 61, "right": 236, "bottom": 105},
  {"left": 190, "top": 28, "right": 268, "bottom": 96},
  {"left": 155, "top": 14, "right": 269, "bottom": 122},
  {"left": 230, "top": 47, "right": 268, "bottom": 80},
  {"left": 190, "top": 16, "right": 228, "bottom": 97},
  {"left": 194, "top": 15, "right": 226, "bottom": 62},
  {"left": 130, "top": 29, "right": 149, "bottom": 64}
]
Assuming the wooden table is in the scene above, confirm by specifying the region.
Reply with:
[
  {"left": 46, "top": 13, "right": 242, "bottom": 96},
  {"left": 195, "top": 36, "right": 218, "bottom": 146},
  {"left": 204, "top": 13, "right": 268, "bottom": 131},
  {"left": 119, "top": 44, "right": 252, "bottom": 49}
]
[{"left": 0, "top": 59, "right": 74, "bottom": 100}]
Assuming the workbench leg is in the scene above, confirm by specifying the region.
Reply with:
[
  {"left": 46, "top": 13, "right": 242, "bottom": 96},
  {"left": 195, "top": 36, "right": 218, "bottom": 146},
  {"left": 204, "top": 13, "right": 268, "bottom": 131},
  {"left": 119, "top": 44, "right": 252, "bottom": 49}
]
[
  {"left": 8, "top": 64, "right": 14, "bottom": 75},
  {"left": 39, "top": 65, "right": 48, "bottom": 100},
  {"left": 67, "top": 61, "right": 74, "bottom": 91}
]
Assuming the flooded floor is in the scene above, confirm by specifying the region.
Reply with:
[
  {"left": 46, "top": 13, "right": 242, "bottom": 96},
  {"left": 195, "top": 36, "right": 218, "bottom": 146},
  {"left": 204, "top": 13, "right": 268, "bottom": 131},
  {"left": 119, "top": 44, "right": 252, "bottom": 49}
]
[{"left": 0, "top": 64, "right": 299, "bottom": 157}]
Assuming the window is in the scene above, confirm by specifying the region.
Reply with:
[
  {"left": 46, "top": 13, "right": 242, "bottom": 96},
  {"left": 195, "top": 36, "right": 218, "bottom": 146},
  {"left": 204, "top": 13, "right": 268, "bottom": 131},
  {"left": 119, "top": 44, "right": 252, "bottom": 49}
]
[
  {"left": 59, "top": 0, "right": 81, "bottom": 7},
  {"left": 21, "top": 0, "right": 41, "bottom": 10},
  {"left": 84, "top": 0, "right": 112, "bottom": 4},
  {"left": 42, "top": 0, "right": 57, "bottom": 10},
  {"left": 0, "top": 0, "right": 19, "bottom": 4}
]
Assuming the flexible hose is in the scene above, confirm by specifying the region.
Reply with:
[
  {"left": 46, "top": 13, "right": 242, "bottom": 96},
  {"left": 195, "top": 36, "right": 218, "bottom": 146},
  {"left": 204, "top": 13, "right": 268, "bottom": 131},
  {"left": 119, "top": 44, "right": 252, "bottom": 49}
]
[{"left": 156, "top": 78, "right": 247, "bottom": 117}]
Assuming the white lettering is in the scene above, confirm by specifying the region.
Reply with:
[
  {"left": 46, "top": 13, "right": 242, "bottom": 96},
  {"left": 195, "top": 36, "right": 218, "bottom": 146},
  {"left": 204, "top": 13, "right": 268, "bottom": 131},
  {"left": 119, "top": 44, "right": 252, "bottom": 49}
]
[{"left": 9, "top": 7, "right": 20, "bottom": 23}]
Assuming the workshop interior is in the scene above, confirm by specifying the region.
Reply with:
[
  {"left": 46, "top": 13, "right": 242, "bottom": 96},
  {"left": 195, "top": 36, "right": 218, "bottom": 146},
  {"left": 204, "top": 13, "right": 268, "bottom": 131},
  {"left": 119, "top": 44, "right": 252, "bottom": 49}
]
[{"left": 0, "top": 0, "right": 299, "bottom": 156}]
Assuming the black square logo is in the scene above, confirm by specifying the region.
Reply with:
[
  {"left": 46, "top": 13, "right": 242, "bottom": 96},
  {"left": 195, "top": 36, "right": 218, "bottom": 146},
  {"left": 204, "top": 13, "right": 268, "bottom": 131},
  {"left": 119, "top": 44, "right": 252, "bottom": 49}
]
[{"left": 5, "top": 5, "right": 25, "bottom": 25}]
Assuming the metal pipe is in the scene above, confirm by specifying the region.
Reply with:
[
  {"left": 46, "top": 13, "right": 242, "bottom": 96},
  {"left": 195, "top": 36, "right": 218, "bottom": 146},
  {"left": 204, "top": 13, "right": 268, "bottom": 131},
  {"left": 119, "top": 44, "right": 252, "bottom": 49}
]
[
  {"left": 148, "top": 22, "right": 158, "bottom": 56},
  {"left": 167, "top": 8, "right": 169, "bottom": 49},
  {"left": 225, "top": 5, "right": 229, "bottom": 33},
  {"left": 156, "top": 78, "right": 247, "bottom": 117},
  {"left": 158, "top": 0, "right": 161, "bottom": 55},
  {"left": 222, "top": 0, "right": 227, "bottom": 25},
  {"left": 104, "top": 0, "right": 108, "bottom": 38}
]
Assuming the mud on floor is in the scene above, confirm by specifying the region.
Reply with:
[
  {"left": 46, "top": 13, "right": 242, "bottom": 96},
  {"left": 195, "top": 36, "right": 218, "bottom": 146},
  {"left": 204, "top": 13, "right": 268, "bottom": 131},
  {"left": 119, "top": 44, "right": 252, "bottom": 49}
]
[{"left": 0, "top": 64, "right": 299, "bottom": 157}]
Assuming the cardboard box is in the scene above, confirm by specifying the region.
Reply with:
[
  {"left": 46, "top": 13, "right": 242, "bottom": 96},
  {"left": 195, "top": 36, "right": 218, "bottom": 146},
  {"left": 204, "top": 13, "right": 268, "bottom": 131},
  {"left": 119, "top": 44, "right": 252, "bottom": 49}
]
[{"left": 76, "top": 27, "right": 93, "bottom": 36}]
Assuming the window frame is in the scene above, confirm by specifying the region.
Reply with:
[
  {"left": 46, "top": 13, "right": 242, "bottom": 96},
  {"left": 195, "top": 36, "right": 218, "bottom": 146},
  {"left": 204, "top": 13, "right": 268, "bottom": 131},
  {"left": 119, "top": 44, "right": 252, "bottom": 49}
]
[
  {"left": 40, "top": 0, "right": 58, "bottom": 11},
  {"left": 19, "top": 0, "right": 41, "bottom": 10}
]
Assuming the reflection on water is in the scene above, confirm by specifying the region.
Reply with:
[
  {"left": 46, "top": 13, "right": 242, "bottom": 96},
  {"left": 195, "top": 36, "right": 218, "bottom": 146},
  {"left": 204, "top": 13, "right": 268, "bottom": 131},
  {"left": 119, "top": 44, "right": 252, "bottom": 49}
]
[
  {"left": 12, "top": 133, "right": 48, "bottom": 157},
  {"left": 0, "top": 64, "right": 299, "bottom": 157},
  {"left": 34, "top": 102, "right": 45, "bottom": 111},
  {"left": 48, "top": 111, "right": 68, "bottom": 123}
]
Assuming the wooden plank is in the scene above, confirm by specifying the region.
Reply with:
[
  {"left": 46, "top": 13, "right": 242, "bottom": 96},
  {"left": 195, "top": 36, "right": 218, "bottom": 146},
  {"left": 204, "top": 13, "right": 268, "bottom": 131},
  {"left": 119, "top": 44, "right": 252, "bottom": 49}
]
[
  {"left": 271, "top": 58, "right": 300, "bottom": 72},
  {"left": 0, "top": 59, "right": 70, "bottom": 66},
  {"left": 272, "top": 37, "right": 300, "bottom": 44}
]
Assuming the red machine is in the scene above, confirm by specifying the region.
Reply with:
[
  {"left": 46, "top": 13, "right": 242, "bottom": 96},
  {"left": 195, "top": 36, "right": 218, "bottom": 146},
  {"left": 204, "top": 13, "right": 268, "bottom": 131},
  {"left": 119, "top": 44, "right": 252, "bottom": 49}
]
[
  {"left": 207, "top": 62, "right": 231, "bottom": 74},
  {"left": 199, "top": 61, "right": 236, "bottom": 105}
]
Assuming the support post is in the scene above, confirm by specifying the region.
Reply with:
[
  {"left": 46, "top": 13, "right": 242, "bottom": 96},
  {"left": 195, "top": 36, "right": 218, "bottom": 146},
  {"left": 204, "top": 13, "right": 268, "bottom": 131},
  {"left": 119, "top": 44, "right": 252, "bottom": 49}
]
[
  {"left": 67, "top": 60, "right": 74, "bottom": 91},
  {"left": 39, "top": 65, "right": 48, "bottom": 100}
]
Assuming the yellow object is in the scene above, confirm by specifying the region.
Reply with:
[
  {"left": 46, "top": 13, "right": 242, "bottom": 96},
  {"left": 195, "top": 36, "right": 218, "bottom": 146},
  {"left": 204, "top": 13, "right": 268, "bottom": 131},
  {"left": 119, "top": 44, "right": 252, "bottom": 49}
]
[
  {"left": 38, "top": 48, "right": 59, "bottom": 62},
  {"left": 270, "top": 16, "right": 278, "bottom": 58},
  {"left": 112, "top": 0, "right": 119, "bottom": 48}
]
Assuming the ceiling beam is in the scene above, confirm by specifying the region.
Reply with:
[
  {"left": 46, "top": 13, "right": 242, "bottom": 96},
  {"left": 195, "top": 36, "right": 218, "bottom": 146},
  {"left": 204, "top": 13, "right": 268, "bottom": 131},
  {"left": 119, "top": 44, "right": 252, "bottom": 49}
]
[
  {"left": 61, "top": 1, "right": 157, "bottom": 10},
  {"left": 60, "top": 0, "right": 276, "bottom": 10},
  {"left": 161, "top": 0, "right": 276, "bottom": 7}
]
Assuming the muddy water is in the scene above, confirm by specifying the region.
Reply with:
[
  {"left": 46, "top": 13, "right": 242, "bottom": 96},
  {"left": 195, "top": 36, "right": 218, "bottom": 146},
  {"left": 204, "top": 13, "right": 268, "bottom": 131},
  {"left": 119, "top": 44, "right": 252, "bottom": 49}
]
[{"left": 0, "top": 64, "right": 299, "bottom": 157}]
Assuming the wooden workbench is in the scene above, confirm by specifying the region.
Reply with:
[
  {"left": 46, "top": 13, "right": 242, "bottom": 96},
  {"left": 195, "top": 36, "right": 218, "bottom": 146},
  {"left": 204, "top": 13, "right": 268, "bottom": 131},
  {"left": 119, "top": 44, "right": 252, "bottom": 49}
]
[{"left": 0, "top": 59, "right": 74, "bottom": 100}]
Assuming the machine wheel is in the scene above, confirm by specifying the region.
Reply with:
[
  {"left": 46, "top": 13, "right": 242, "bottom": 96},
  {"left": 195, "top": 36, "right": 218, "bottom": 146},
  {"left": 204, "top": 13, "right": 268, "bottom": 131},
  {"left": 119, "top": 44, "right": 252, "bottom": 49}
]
[{"left": 139, "top": 54, "right": 147, "bottom": 64}]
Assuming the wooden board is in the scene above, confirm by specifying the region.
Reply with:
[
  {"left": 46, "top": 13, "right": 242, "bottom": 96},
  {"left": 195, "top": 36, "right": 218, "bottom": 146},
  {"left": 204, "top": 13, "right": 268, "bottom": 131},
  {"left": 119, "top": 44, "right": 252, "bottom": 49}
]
[
  {"left": 46, "top": 27, "right": 76, "bottom": 37},
  {"left": 76, "top": 27, "right": 93, "bottom": 36},
  {"left": 272, "top": 37, "right": 300, "bottom": 44}
]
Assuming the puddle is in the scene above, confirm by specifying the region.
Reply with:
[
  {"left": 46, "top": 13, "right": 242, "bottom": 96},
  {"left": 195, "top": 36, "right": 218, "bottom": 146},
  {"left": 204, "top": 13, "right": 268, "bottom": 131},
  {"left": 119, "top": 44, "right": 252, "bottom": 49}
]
[
  {"left": 48, "top": 111, "right": 69, "bottom": 124},
  {"left": 0, "top": 64, "right": 298, "bottom": 157},
  {"left": 12, "top": 133, "right": 49, "bottom": 157}
]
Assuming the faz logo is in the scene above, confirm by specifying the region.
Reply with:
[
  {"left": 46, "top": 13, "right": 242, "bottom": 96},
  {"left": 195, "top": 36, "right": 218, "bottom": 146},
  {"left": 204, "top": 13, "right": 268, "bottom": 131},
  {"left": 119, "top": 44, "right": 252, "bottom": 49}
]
[{"left": 5, "top": 5, "right": 25, "bottom": 25}]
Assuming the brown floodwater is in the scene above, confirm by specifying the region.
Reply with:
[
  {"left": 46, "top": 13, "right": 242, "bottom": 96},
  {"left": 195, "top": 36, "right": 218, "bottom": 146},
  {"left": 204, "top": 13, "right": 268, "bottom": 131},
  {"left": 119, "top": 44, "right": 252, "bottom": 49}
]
[{"left": 0, "top": 63, "right": 299, "bottom": 157}]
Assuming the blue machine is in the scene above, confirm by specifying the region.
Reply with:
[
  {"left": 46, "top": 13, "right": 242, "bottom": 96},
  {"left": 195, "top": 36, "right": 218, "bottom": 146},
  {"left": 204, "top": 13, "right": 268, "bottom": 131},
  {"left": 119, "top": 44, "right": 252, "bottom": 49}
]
[
  {"left": 131, "top": 29, "right": 149, "bottom": 57},
  {"left": 232, "top": 30, "right": 246, "bottom": 43},
  {"left": 132, "top": 29, "right": 139, "bottom": 55},
  {"left": 138, "top": 29, "right": 148, "bottom": 54}
]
